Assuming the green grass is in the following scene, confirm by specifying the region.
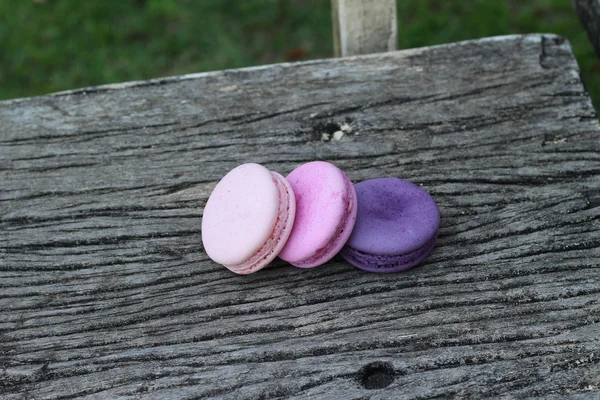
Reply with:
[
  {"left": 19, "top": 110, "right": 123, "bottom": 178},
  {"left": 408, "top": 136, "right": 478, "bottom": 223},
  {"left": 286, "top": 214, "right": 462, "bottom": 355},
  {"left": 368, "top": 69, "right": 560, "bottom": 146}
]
[{"left": 1, "top": 0, "right": 599, "bottom": 109}]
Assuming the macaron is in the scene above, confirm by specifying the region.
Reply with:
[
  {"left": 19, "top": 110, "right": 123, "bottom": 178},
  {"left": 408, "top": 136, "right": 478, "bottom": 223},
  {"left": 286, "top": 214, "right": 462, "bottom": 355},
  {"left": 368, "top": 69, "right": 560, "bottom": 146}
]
[
  {"left": 278, "top": 161, "right": 357, "bottom": 268},
  {"left": 341, "top": 178, "right": 440, "bottom": 273},
  {"left": 201, "top": 163, "right": 296, "bottom": 274}
]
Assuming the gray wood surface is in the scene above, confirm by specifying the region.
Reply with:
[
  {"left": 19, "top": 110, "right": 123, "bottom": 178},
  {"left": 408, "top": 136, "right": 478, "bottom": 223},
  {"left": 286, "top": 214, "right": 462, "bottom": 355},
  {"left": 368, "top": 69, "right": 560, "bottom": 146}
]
[
  {"left": 332, "top": 0, "right": 397, "bottom": 56},
  {"left": 573, "top": 0, "right": 600, "bottom": 58},
  {"left": 1, "top": 34, "right": 600, "bottom": 399}
]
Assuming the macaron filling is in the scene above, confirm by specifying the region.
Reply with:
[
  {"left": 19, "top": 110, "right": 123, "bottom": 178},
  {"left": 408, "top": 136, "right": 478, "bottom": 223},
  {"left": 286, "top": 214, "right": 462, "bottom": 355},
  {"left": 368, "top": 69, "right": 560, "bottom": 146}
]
[
  {"left": 341, "top": 235, "right": 437, "bottom": 273},
  {"left": 290, "top": 173, "right": 355, "bottom": 267},
  {"left": 229, "top": 172, "right": 294, "bottom": 274}
]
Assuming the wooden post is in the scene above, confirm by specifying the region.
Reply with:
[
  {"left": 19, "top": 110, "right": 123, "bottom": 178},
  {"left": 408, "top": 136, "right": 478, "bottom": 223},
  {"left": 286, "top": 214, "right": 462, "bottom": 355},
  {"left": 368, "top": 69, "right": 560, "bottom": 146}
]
[{"left": 332, "top": 0, "right": 398, "bottom": 57}]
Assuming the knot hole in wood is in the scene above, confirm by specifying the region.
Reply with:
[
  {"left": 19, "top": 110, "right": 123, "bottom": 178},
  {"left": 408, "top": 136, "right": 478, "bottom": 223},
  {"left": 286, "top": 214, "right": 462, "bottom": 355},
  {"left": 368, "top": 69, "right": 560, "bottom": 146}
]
[
  {"left": 357, "top": 361, "right": 396, "bottom": 389},
  {"left": 312, "top": 117, "right": 356, "bottom": 142}
]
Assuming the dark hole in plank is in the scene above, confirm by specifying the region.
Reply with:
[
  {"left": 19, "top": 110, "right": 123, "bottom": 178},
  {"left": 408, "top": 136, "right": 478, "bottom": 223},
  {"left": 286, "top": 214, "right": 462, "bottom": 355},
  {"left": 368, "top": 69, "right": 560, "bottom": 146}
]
[
  {"left": 312, "top": 121, "right": 342, "bottom": 140},
  {"left": 358, "top": 361, "right": 395, "bottom": 389}
]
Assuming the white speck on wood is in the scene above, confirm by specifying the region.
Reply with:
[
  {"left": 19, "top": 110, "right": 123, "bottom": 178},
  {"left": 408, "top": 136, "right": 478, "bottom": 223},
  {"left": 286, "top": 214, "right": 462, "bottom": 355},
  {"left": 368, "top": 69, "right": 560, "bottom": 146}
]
[
  {"left": 340, "top": 122, "right": 353, "bottom": 134},
  {"left": 219, "top": 85, "right": 238, "bottom": 92}
]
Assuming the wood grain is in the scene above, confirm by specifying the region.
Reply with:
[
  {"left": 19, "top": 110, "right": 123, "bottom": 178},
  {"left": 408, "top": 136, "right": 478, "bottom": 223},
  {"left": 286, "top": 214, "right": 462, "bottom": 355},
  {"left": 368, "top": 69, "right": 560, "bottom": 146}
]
[
  {"left": 332, "top": 0, "right": 397, "bottom": 57},
  {"left": 1, "top": 34, "right": 600, "bottom": 399}
]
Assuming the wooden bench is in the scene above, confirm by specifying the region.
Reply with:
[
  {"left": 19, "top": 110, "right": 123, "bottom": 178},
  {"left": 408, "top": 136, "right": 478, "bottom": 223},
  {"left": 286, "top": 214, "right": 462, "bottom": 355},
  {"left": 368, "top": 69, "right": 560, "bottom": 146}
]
[{"left": 1, "top": 8, "right": 599, "bottom": 399}]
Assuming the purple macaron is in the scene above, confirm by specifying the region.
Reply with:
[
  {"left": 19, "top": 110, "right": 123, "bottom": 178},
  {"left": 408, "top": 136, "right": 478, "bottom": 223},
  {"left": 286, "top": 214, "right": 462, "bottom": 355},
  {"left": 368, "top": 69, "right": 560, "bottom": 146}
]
[{"left": 341, "top": 178, "right": 440, "bottom": 273}]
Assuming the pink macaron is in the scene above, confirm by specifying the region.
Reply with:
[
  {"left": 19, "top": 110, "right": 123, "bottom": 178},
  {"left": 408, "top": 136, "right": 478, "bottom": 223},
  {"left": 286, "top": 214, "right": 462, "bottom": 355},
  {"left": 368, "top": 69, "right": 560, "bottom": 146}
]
[
  {"left": 201, "top": 163, "right": 296, "bottom": 274},
  {"left": 278, "top": 161, "right": 357, "bottom": 268}
]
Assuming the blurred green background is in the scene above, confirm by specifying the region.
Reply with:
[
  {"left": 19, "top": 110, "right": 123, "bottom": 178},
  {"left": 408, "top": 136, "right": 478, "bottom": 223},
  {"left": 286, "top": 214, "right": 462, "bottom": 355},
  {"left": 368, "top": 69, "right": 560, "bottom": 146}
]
[{"left": 1, "top": 0, "right": 599, "bottom": 109}]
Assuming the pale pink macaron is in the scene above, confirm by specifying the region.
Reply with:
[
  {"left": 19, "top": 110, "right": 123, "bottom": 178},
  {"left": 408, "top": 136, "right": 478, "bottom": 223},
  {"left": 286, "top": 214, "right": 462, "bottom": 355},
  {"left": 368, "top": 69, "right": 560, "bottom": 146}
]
[
  {"left": 278, "top": 161, "right": 357, "bottom": 268},
  {"left": 201, "top": 163, "right": 296, "bottom": 274}
]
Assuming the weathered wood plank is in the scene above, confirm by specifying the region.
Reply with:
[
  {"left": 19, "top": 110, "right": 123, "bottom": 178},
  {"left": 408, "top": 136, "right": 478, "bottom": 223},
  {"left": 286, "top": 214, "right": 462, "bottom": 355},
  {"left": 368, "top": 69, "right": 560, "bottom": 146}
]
[
  {"left": 1, "top": 34, "right": 600, "bottom": 399},
  {"left": 332, "top": 0, "right": 397, "bottom": 56}
]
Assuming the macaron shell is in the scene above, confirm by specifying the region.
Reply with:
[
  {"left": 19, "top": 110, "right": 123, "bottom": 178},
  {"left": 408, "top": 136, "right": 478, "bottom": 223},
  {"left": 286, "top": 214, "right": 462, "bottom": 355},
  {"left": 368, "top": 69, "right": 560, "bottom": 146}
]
[
  {"left": 201, "top": 163, "right": 280, "bottom": 266},
  {"left": 282, "top": 169, "right": 357, "bottom": 268},
  {"left": 342, "top": 236, "right": 436, "bottom": 273},
  {"left": 302, "top": 172, "right": 357, "bottom": 267},
  {"left": 345, "top": 178, "right": 440, "bottom": 256},
  {"left": 232, "top": 171, "right": 296, "bottom": 274},
  {"left": 278, "top": 161, "right": 352, "bottom": 265}
]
